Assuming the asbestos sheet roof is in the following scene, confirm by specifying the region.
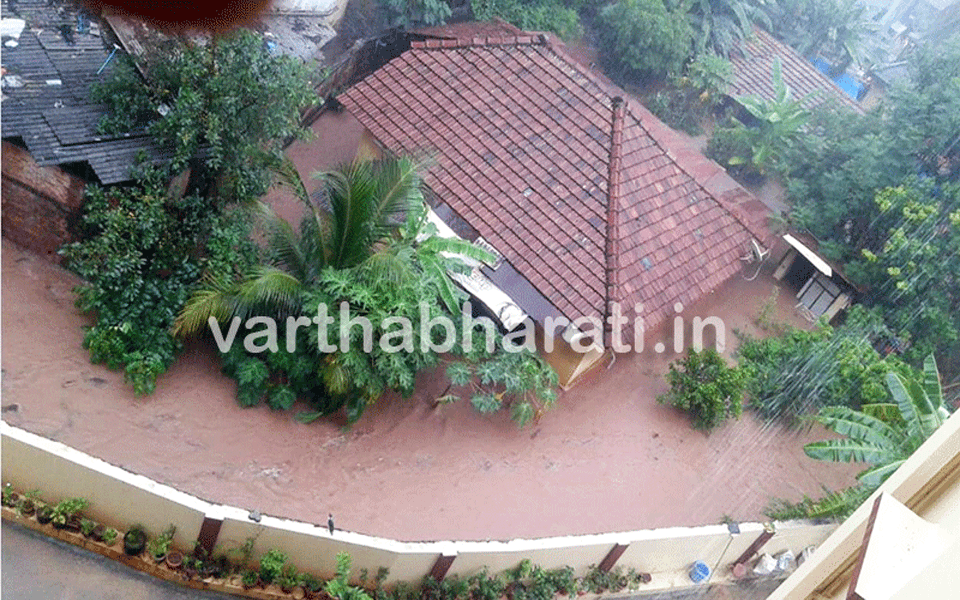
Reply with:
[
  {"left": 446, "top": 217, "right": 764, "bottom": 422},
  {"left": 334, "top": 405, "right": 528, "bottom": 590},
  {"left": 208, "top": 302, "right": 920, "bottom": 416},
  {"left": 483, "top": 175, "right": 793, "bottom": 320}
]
[{"left": 1, "top": 0, "right": 168, "bottom": 184}]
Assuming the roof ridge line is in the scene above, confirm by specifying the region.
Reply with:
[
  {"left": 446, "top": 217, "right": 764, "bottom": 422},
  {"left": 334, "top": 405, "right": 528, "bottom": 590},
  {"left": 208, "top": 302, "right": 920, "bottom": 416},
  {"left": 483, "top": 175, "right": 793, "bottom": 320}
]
[
  {"left": 410, "top": 33, "right": 547, "bottom": 50},
  {"left": 604, "top": 96, "right": 625, "bottom": 347}
]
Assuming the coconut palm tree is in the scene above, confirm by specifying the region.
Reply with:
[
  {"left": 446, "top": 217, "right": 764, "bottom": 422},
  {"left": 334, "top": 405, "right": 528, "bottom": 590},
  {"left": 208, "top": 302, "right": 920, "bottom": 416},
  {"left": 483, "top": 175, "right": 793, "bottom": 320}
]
[
  {"left": 805, "top": 354, "right": 951, "bottom": 488},
  {"left": 173, "top": 156, "right": 492, "bottom": 336}
]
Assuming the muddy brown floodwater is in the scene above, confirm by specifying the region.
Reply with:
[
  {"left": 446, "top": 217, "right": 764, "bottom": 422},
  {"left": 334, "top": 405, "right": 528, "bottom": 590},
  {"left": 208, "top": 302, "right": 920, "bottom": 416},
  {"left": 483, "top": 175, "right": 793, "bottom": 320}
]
[{"left": 1, "top": 237, "right": 859, "bottom": 542}]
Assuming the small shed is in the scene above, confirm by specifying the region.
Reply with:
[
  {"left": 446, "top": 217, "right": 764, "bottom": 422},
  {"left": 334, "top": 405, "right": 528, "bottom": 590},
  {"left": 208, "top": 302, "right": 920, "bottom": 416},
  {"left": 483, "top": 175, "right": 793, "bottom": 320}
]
[{"left": 773, "top": 233, "right": 857, "bottom": 322}]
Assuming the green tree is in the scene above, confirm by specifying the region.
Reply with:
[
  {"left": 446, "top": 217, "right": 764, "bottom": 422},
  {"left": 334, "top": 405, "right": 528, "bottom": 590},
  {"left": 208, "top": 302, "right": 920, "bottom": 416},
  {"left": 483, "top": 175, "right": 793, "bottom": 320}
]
[
  {"left": 59, "top": 168, "right": 258, "bottom": 395},
  {"left": 91, "top": 30, "right": 317, "bottom": 201},
  {"left": 765, "top": 0, "right": 877, "bottom": 71},
  {"left": 176, "top": 158, "right": 558, "bottom": 427},
  {"left": 736, "top": 306, "right": 914, "bottom": 424},
  {"left": 643, "top": 53, "right": 733, "bottom": 135},
  {"left": 843, "top": 181, "right": 960, "bottom": 367},
  {"left": 805, "top": 354, "right": 950, "bottom": 487},
  {"left": 384, "top": 0, "right": 452, "bottom": 27},
  {"left": 326, "top": 553, "right": 373, "bottom": 600},
  {"left": 767, "top": 354, "right": 950, "bottom": 520},
  {"left": 472, "top": 0, "right": 584, "bottom": 40},
  {"left": 598, "top": 0, "right": 694, "bottom": 81},
  {"left": 668, "top": 0, "right": 770, "bottom": 56},
  {"left": 658, "top": 348, "right": 746, "bottom": 431}
]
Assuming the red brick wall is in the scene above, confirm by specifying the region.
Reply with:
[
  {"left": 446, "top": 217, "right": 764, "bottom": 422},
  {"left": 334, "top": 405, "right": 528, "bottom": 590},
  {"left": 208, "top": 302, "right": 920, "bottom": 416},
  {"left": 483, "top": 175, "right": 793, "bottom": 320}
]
[{"left": 2, "top": 141, "right": 86, "bottom": 261}]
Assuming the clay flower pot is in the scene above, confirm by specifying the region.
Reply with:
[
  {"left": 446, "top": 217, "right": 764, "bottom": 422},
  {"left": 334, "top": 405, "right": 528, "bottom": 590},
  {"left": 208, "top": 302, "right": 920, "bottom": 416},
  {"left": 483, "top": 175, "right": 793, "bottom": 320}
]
[
  {"left": 18, "top": 499, "right": 36, "bottom": 516},
  {"left": 91, "top": 524, "right": 106, "bottom": 541},
  {"left": 36, "top": 506, "right": 54, "bottom": 525},
  {"left": 166, "top": 551, "right": 183, "bottom": 569}
]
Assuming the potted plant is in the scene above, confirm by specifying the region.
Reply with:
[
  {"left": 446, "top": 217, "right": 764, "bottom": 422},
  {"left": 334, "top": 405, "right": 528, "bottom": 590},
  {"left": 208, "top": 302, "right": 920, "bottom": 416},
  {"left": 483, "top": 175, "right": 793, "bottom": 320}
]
[
  {"left": 91, "top": 523, "right": 107, "bottom": 541},
  {"left": 259, "top": 548, "right": 288, "bottom": 586},
  {"left": 147, "top": 524, "right": 176, "bottom": 562},
  {"left": 123, "top": 524, "right": 148, "bottom": 556},
  {"left": 102, "top": 527, "right": 119, "bottom": 546},
  {"left": 50, "top": 498, "right": 89, "bottom": 530},
  {"left": 80, "top": 518, "right": 97, "bottom": 537},
  {"left": 16, "top": 497, "right": 37, "bottom": 517},
  {"left": 36, "top": 505, "right": 54, "bottom": 525},
  {"left": 1, "top": 483, "right": 17, "bottom": 507},
  {"left": 301, "top": 574, "right": 324, "bottom": 599},
  {"left": 181, "top": 555, "right": 200, "bottom": 580}
]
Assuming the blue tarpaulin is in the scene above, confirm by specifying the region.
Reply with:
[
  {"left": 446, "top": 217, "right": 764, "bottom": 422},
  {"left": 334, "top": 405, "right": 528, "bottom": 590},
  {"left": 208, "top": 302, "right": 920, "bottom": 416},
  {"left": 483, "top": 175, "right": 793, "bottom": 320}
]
[{"left": 812, "top": 58, "right": 865, "bottom": 100}]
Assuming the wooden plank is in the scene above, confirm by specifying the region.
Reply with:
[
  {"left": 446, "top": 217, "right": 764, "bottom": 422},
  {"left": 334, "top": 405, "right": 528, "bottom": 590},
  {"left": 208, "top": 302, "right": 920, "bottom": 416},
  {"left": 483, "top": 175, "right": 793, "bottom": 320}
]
[{"left": 598, "top": 543, "right": 629, "bottom": 573}]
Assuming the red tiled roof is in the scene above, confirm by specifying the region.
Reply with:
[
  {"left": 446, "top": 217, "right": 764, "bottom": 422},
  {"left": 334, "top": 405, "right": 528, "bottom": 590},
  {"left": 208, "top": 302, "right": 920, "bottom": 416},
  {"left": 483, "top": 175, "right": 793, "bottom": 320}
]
[
  {"left": 729, "top": 28, "right": 865, "bottom": 115},
  {"left": 340, "top": 31, "right": 768, "bottom": 335}
]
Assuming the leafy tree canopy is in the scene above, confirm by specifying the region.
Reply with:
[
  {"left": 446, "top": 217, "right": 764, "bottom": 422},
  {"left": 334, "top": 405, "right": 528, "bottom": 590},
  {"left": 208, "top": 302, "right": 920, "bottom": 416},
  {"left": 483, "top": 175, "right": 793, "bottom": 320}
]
[
  {"left": 598, "top": 0, "right": 694, "bottom": 81},
  {"left": 91, "top": 29, "right": 317, "bottom": 201}
]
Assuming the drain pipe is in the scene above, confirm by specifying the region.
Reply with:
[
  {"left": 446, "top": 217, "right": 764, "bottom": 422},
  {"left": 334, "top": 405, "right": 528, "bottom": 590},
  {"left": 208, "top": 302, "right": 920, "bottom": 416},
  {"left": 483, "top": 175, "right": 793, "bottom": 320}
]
[{"left": 708, "top": 521, "right": 741, "bottom": 584}]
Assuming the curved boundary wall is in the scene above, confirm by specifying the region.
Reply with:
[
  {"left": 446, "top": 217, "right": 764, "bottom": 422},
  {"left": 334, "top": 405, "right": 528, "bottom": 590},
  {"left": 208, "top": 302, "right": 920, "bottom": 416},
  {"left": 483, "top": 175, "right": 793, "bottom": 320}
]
[{"left": 1, "top": 422, "right": 837, "bottom": 592}]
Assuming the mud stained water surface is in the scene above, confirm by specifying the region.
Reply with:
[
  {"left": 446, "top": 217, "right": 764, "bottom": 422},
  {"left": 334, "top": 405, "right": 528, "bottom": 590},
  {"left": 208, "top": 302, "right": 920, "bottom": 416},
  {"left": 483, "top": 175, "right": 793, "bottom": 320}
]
[{"left": 1, "top": 237, "right": 861, "bottom": 542}]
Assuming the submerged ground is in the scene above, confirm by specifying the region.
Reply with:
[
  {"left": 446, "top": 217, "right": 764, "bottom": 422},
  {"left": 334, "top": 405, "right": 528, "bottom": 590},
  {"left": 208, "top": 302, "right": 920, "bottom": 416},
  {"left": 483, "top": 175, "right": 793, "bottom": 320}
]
[{"left": 1, "top": 236, "right": 858, "bottom": 542}]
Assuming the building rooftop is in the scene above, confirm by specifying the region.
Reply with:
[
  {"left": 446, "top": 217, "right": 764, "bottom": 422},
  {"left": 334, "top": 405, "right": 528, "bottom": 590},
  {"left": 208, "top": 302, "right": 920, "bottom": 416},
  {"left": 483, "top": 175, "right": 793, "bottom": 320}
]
[
  {"left": 729, "top": 28, "right": 865, "bottom": 115},
  {"left": 1, "top": 0, "right": 169, "bottom": 184},
  {"left": 341, "top": 29, "right": 767, "bottom": 334}
]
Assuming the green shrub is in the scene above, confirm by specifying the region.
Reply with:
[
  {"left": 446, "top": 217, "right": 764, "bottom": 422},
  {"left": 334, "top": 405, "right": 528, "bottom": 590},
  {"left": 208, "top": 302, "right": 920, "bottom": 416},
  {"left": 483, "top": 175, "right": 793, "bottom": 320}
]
[
  {"left": 598, "top": 0, "right": 693, "bottom": 81},
  {"left": 60, "top": 170, "right": 258, "bottom": 396},
  {"left": 658, "top": 349, "right": 745, "bottom": 431},
  {"left": 472, "top": 0, "right": 583, "bottom": 40},
  {"left": 384, "top": 0, "right": 452, "bottom": 26},
  {"left": 735, "top": 308, "right": 915, "bottom": 423},
  {"left": 259, "top": 549, "right": 288, "bottom": 584}
]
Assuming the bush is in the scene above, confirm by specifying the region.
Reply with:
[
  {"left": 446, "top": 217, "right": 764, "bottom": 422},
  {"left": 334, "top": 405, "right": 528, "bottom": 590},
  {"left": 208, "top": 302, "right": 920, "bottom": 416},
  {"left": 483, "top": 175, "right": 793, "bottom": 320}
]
[
  {"left": 644, "top": 54, "right": 733, "bottom": 135},
  {"left": 598, "top": 0, "right": 693, "bottom": 81},
  {"left": 59, "top": 170, "right": 258, "bottom": 395},
  {"left": 735, "top": 308, "right": 916, "bottom": 423},
  {"left": 384, "top": 0, "right": 452, "bottom": 26},
  {"left": 259, "top": 549, "right": 288, "bottom": 584},
  {"left": 658, "top": 349, "right": 745, "bottom": 431},
  {"left": 472, "top": 0, "right": 583, "bottom": 40}
]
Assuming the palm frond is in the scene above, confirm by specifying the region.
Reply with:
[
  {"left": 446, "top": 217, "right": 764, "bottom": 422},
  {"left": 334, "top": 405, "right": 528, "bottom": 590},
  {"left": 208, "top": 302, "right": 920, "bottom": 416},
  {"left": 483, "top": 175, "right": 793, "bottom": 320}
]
[
  {"left": 174, "top": 278, "right": 240, "bottom": 337},
  {"left": 255, "top": 202, "right": 312, "bottom": 281},
  {"left": 234, "top": 266, "right": 305, "bottom": 318}
]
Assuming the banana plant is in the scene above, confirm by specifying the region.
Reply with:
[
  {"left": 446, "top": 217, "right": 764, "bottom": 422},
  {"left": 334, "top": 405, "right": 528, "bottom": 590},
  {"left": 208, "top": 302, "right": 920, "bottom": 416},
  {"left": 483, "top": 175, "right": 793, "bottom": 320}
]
[
  {"left": 728, "top": 58, "right": 814, "bottom": 175},
  {"left": 805, "top": 354, "right": 951, "bottom": 489}
]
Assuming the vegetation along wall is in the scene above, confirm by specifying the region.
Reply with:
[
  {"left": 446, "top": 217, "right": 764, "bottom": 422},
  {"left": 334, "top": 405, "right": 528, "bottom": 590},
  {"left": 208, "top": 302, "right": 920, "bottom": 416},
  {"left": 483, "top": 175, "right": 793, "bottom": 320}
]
[{"left": 1, "top": 421, "right": 838, "bottom": 592}]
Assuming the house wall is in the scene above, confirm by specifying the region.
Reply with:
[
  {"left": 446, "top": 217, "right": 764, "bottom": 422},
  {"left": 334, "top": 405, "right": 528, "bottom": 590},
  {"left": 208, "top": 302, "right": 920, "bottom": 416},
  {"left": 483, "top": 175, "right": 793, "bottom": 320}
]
[
  {"left": 2, "top": 421, "right": 839, "bottom": 592},
  {"left": 1, "top": 141, "right": 86, "bottom": 262}
]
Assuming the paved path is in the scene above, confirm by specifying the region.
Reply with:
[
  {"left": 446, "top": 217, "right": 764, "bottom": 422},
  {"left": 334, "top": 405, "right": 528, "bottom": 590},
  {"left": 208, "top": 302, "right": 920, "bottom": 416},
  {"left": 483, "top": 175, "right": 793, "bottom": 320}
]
[{"left": 2, "top": 521, "right": 229, "bottom": 600}]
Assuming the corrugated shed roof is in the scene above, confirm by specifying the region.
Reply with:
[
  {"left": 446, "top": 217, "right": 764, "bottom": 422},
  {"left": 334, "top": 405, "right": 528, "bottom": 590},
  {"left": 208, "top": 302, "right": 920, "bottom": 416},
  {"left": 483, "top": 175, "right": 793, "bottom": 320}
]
[
  {"left": 729, "top": 28, "right": 865, "bottom": 115},
  {"left": 1, "top": 0, "right": 168, "bottom": 184},
  {"left": 341, "top": 30, "right": 768, "bottom": 332}
]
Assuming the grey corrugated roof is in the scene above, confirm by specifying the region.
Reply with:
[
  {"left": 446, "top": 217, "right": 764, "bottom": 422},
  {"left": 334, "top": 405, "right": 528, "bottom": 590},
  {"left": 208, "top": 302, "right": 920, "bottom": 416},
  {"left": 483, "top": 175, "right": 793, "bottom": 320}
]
[{"left": 1, "top": 0, "right": 169, "bottom": 184}]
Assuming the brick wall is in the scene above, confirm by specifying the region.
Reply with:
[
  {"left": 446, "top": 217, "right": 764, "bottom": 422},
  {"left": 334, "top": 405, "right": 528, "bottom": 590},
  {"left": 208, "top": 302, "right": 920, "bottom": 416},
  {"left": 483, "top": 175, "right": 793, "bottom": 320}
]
[{"left": 2, "top": 141, "right": 86, "bottom": 261}]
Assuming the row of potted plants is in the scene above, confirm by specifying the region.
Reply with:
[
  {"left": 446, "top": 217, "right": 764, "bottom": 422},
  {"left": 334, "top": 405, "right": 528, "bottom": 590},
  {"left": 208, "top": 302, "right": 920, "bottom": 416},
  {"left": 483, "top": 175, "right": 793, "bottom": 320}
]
[{"left": 2, "top": 483, "right": 651, "bottom": 600}]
